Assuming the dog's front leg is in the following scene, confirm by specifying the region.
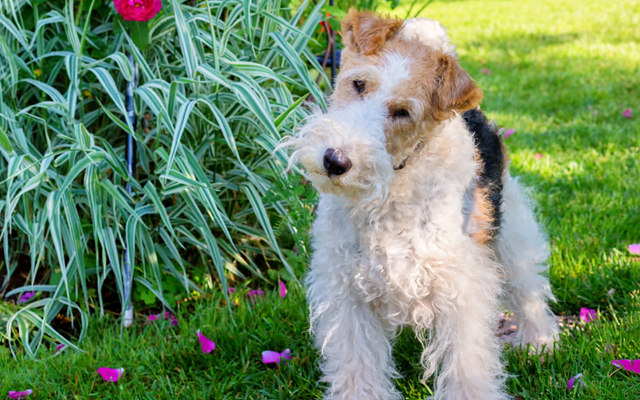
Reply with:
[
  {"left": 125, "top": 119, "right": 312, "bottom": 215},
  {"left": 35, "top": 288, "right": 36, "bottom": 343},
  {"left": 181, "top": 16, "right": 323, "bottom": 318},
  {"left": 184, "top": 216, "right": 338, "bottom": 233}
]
[
  {"left": 307, "top": 205, "right": 401, "bottom": 400},
  {"left": 308, "top": 277, "right": 400, "bottom": 400},
  {"left": 423, "top": 251, "right": 508, "bottom": 400}
]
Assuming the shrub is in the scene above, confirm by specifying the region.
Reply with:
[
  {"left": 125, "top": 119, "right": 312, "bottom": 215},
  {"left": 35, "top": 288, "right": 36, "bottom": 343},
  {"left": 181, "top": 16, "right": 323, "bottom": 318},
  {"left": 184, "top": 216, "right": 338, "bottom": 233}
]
[{"left": 0, "top": 0, "right": 325, "bottom": 356}]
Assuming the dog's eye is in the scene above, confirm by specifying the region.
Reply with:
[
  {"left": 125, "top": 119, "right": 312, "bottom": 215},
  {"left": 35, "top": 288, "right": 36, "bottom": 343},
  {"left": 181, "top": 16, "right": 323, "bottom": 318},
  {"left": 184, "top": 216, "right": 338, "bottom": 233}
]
[
  {"left": 392, "top": 108, "right": 410, "bottom": 119},
  {"left": 353, "top": 80, "right": 365, "bottom": 94}
]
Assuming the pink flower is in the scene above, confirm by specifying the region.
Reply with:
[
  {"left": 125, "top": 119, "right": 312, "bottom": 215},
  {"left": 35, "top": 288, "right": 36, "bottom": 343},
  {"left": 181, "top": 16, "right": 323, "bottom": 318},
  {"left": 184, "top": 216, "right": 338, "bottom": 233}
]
[
  {"left": 197, "top": 330, "right": 216, "bottom": 354},
  {"left": 170, "top": 316, "right": 179, "bottom": 327},
  {"left": 163, "top": 311, "right": 171, "bottom": 319},
  {"left": 8, "top": 390, "right": 32, "bottom": 399},
  {"left": 629, "top": 244, "right": 640, "bottom": 255},
  {"left": 293, "top": 246, "right": 299, "bottom": 255},
  {"left": 579, "top": 308, "right": 597, "bottom": 323},
  {"left": 567, "top": 373, "right": 583, "bottom": 390},
  {"left": 481, "top": 68, "right": 492, "bottom": 75},
  {"left": 247, "top": 289, "right": 264, "bottom": 298},
  {"left": 148, "top": 314, "right": 157, "bottom": 322},
  {"left": 279, "top": 281, "right": 287, "bottom": 299},
  {"left": 113, "top": 0, "right": 162, "bottom": 22},
  {"left": 504, "top": 129, "right": 515, "bottom": 138},
  {"left": 534, "top": 153, "right": 543, "bottom": 159},
  {"left": 227, "top": 287, "right": 235, "bottom": 295},
  {"left": 607, "top": 288, "right": 615, "bottom": 296},
  {"left": 55, "top": 344, "right": 65, "bottom": 354},
  {"left": 17, "top": 292, "right": 35, "bottom": 303},
  {"left": 262, "top": 348, "right": 292, "bottom": 364},
  {"left": 97, "top": 367, "right": 124, "bottom": 382},
  {"left": 612, "top": 359, "right": 640, "bottom": 374},
  {"left": 605, "top": 343, "right": 616, "bottom": 353},
  {"left": 622, "top": 109, "right": 632, "bottom": 118}
]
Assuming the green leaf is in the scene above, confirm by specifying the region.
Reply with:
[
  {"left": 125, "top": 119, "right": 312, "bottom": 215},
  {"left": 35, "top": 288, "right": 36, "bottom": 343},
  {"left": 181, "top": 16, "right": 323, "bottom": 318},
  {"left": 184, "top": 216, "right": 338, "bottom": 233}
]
[{"left": 129, "top": 20, "right": 150, "bottom": 49}]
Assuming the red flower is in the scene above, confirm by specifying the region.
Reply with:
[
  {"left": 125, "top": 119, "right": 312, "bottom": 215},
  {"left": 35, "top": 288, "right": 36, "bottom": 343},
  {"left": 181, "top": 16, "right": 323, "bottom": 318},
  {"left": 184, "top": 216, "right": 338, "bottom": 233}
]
[{"left": 114, "top": 0, "right": 162, "bottom": 22}]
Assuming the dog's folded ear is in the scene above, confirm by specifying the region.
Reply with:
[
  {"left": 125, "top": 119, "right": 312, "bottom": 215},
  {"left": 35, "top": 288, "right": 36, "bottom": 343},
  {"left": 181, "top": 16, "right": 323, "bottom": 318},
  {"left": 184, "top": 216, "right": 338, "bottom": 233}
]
[
  {"left": 433, "top": 53, "right": 484, "bottom": 119},
  {"left": 341, "top": 8, "right": 403, "bottom": 56}
]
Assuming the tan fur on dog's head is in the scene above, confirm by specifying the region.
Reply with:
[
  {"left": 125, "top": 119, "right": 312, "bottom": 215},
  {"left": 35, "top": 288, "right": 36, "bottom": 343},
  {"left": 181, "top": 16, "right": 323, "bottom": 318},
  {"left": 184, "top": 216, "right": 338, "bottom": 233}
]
[
  {"left": 339, "top": 9, "right": 483, "bottom": 119},
  {"left": 283, "top": 10, "right": 484, "bottom": 200}
]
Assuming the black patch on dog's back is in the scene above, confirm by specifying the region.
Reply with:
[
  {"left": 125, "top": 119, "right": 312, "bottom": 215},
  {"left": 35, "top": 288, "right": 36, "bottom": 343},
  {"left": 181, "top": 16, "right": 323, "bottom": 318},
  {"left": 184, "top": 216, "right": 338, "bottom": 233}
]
[{"left": 462, "top": 108, "right": 505, "bottom": 233}]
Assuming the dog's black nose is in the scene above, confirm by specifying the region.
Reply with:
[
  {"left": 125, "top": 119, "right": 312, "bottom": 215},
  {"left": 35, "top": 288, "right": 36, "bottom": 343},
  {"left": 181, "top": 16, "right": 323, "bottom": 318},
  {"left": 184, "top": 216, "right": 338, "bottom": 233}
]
[{"left": 323, "top": 148, "right": 352, "bottom": 176}]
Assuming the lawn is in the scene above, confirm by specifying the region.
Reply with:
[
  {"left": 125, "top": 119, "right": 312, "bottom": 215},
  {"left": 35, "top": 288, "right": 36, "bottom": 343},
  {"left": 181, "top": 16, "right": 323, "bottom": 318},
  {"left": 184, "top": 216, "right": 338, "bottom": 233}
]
[{"left": 2, "top": 0, "right": 640, "bottom": 398}]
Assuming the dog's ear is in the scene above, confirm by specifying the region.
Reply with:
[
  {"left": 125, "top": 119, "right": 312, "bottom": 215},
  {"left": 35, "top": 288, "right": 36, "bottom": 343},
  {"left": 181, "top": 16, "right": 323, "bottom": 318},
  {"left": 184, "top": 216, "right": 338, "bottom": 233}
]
[
  {"left": 433, "top": 53, "right": 484, "bottom": 119},
  {"left": 341, "top": 8, "right": 404, "bottom": 56}
]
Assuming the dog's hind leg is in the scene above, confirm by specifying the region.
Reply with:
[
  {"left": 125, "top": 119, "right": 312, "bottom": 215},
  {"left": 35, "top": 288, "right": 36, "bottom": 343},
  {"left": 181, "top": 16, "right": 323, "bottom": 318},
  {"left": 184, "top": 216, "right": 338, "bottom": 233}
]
[{"left": 496, "top": 173, "right": 558, "bottom": 350}]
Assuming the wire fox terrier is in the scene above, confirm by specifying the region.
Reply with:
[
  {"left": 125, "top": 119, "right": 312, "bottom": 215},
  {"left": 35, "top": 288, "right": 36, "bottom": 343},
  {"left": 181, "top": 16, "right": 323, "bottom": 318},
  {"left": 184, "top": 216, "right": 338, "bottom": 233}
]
[{"left": 284, "top": 10, "right": 558, "bottom": 400}]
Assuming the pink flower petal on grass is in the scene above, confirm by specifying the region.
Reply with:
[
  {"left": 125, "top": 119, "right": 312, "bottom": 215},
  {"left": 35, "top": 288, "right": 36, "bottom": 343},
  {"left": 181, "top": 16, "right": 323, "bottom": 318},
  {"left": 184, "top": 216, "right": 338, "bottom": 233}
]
[
  {"left": 8, "top": 390, "right": 32, "bottom": 399},
  {"left": 279, "top": 281, "right": 287, "bottom": 299},
  {"left": 148, "top": 314, "right": 157, "bottom": 322},
  {"left": 163, "top": 311, "right": 171, "bottom": 319},
  {"left": 622, "top": 109, "right": 632, "bottom": 118},
  {"left": 170, "top": 316, "right": 179, "bottom": 327},
  {"left": 481, "top": 68, "right": 492, "bottom": 75},
  {"left": 262, "top": 348, "right": 291, "bottom": 364},
  {"left": 567, "top": 373, "right": 583, "bottom": 390},
  {"left": 628, "top": 244, "right": 640, "bottom": 255},
  {"left": 197, "top": 330, "right": 215, "bottom": 354},
  {"left": 247, "top": 289, "right": 264, "bottom": 298},
  {"left": 534, "top": 153, "right": 543, "bottom": 159},
  {"left": 612, "top": 359, "right": 640, "bottom": 374},
  {"left": 97, "top": 367, "right": 124, "bottom": 382},
  {"left": 227, "top": 287, "right": 235, "bottom": 295},
  {"left": 504, "top": 129, "right": 515, "bottom": 138},
  {"left": 17, "top": 292, "right": 35, "bottom": 303},
  {"left": 55, "top": 344, "right": 65, "bottom": 354},
  {"left": 579, "top": 308, "right": 597, "bottom": 323}
]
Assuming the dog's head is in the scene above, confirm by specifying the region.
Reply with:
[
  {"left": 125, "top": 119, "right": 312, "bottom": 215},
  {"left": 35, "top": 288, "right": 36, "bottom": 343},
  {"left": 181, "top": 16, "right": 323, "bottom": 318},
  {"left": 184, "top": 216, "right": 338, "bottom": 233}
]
[{"left": 285, "top": 10, "right": 483, "bottom": 201}]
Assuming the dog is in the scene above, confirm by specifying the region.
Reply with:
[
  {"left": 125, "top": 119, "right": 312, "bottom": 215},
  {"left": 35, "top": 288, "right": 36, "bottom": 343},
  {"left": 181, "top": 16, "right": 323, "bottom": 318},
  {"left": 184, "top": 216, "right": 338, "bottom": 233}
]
[{"left": 282, "top": 9, "right": 558, "bottom": 400}]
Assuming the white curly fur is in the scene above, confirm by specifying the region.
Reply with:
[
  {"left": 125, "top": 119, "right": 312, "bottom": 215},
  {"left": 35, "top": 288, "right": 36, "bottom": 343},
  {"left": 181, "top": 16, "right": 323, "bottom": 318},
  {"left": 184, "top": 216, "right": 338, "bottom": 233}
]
[
  {"left": 280, "top": 17, "right": 557, "bottom": 400},
  {"left": 402, "top": 18, "right": 458, "bottom": 58}
]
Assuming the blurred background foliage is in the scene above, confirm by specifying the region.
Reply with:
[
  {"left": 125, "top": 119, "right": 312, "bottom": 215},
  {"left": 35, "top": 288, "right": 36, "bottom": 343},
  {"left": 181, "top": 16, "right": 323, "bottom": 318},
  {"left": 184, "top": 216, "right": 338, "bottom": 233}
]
[{"left": 0, "top": 0, "right": 343, "bottom": 356}]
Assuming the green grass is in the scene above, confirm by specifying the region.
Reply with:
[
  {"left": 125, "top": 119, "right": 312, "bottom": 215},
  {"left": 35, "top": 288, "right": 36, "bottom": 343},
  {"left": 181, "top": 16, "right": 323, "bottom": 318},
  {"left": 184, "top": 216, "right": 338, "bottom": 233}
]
[{"left": 3, "top": 0, "right": 640, "bottom": 398}]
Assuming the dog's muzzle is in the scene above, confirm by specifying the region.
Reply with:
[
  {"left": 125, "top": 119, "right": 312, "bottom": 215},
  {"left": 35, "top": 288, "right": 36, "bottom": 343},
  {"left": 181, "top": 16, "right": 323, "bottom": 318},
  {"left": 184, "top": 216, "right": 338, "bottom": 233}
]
[{"left": 323, "top": 148, "right": 352, "bottom": 176}]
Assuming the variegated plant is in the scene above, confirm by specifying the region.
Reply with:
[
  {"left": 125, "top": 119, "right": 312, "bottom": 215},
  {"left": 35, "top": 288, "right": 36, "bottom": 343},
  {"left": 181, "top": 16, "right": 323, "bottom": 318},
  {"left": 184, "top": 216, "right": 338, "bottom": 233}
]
[{"left": 0, "top": 0, "right": 325, "bottom": 357}]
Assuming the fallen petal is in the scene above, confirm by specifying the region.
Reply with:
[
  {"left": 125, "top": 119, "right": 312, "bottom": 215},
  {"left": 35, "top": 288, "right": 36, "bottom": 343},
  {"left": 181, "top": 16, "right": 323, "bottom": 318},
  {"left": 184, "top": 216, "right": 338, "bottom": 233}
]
[
  {"left": 612, "top": 359, "right": 640, "bottom": 374},
  {"left": 279, "top": 281, "right": 287, "bottom": 299},
  {"left": 197, "top": 329, "right": 215, "bottom": 354},
  {"left": 622, "top": 108, "right": 632, "bottom": 118},
  {"left": 280, "top": 348, "right": 292, "bottom": 361},
  {"left": 247, "top": 289, "right": 264, "bottom": 298},
  {"left": 607, "top": 288, "right": 615, "bottom": 296},
  {"left": 55, "top": 344, "right": 65, "bottom": 354},
  {"left": 629, "top": 244, "right": 640, "bottom": 255},
  {"left": 148, "top": 314, "right": 157, "bottom": 322},
  {"left": 227, "top": 287, "right": 235, "bottom": 295},
  {"left": 170, "top": 316, "right": 179, "bottom": 327},
  {"left": 97, "top": 367, "right": 124, "bottom": 382},
  {"left": 262, "top": 348, "right": 292, "bottom": 364},
  {"left": 579, "top": 308, "right": 597, "bottom": 323},
  {"left": 504, "top": 129, "right": 515, "bottom": 138},
  {"left": 17, "top": 292, "right": 35, "bottom": 304},
  {"left": 567, "top": 373, "right": 583, "bottom": 390},
  {"left": 534, "top": 153, "right": 543, "bottom": 159},
  {"left": 164, "top": 311, "right": 171, "bottom": 319},
  {"left": 8, "top": 390, "right": 32, "bottom": 399},
  {"left": 481, "top": 68, "right": 492, "bottom": 75}
]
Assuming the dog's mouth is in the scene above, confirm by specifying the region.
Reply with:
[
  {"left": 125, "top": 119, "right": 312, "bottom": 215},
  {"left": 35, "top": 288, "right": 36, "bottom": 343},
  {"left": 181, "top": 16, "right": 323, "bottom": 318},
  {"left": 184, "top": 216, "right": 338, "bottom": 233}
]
[{"left": 393, "top": 140, "right": 424, "bottom": 170}]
